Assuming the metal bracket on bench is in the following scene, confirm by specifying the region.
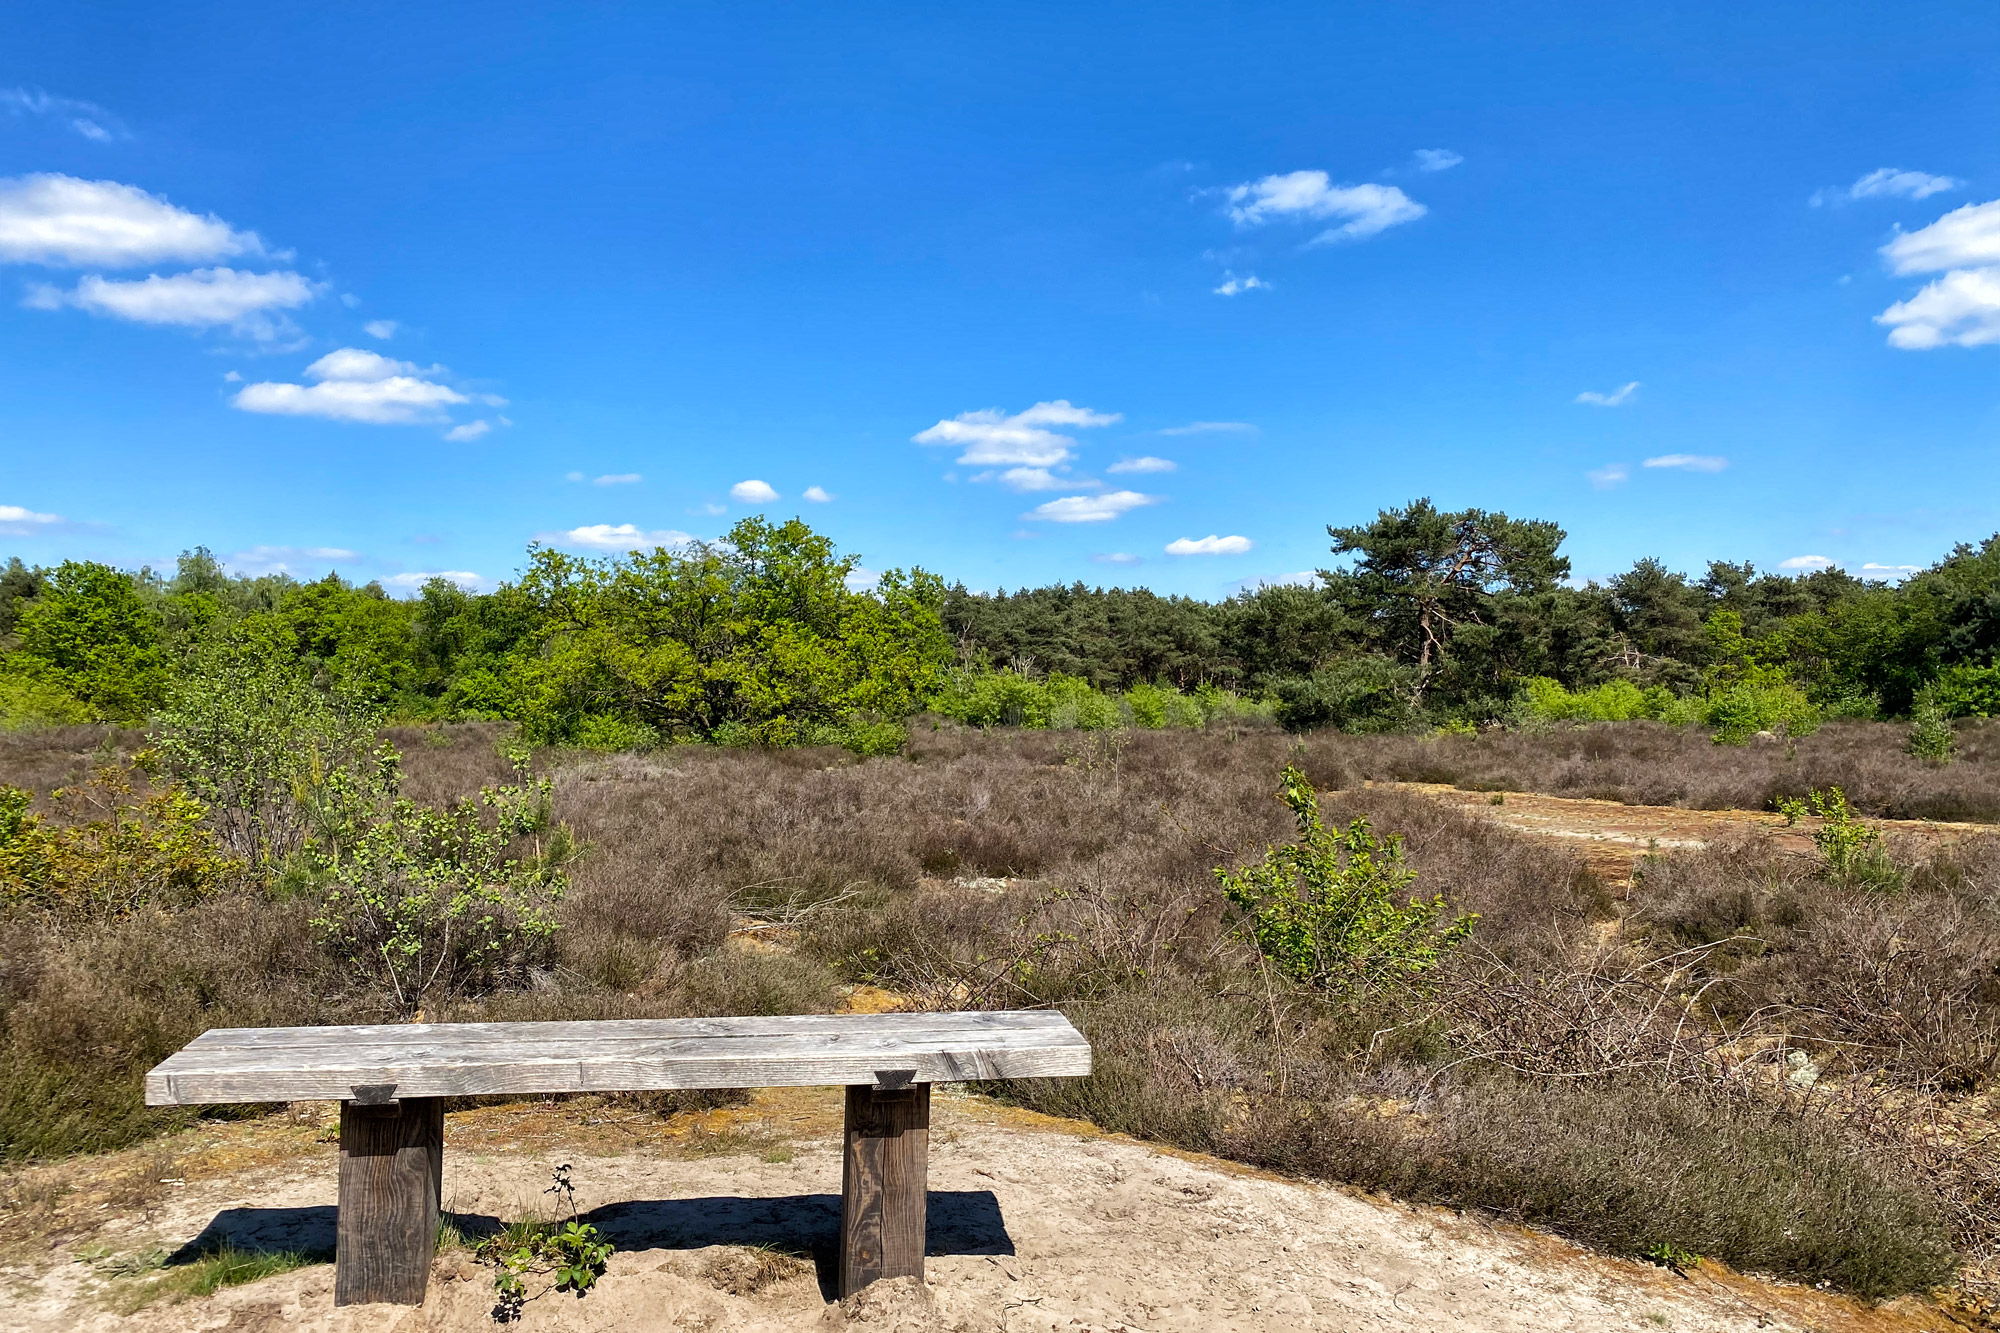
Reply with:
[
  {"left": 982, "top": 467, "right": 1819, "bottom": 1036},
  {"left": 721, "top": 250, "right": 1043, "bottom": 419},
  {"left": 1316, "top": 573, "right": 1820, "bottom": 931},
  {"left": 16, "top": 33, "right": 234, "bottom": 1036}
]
[
  {"left": 871, "top": 1069, "right": 918, "bottom": 1091},
  {"left": 349, "top": 1084, "right": 401, "bottom": 1108}
]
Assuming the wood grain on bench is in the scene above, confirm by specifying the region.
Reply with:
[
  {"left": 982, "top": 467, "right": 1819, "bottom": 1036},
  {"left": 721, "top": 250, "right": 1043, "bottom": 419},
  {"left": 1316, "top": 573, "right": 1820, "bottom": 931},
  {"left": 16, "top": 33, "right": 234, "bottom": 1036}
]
[{"left": 145, "top": 1009, "right": 1091, "bottom": 1105}]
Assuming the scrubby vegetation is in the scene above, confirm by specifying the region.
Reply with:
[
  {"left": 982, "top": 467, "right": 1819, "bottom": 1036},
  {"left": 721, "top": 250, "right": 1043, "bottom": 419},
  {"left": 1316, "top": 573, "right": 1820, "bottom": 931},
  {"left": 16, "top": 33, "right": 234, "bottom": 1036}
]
[
  {"left": 4, "top": 711, "right": 1998, "bottom": 1306},
  {"left": 6, "top": 498, "right": 2000, "bottom": 1309}
]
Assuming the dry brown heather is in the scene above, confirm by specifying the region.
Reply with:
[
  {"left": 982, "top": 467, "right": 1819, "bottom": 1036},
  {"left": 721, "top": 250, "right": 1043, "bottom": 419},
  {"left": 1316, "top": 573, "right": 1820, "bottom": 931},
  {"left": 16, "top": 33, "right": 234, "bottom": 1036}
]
[
  {"left": 1, "top": 720, "right": 1998, "bottom": 1306},
  {"left": 1311, "top": 717, "right": 2000, "bottom": 822}
]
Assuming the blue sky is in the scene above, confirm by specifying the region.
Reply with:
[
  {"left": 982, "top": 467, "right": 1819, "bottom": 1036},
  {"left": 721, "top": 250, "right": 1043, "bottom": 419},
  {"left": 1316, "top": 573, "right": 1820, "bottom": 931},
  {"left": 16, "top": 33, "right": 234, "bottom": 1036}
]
[{"left": 2, "top": 2, "right": 1996, "bottom": 597}]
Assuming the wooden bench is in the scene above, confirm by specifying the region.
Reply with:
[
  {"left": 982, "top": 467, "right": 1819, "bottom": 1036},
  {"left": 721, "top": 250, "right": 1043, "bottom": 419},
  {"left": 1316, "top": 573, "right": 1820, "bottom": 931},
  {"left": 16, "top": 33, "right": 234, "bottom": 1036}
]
[{"left": 145, "top": 1009, "right": 1090, "bottom": 1306}]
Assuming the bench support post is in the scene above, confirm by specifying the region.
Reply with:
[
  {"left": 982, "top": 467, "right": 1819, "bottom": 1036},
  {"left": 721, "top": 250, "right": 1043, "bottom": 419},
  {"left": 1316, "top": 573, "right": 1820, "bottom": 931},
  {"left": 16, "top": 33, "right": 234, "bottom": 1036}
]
[
  {"left": 839, "top": 1081, "right": 929, "bottom": 1298},
  {"left": 335, "top": 1097, "right": 443, "bottom": 1306}
]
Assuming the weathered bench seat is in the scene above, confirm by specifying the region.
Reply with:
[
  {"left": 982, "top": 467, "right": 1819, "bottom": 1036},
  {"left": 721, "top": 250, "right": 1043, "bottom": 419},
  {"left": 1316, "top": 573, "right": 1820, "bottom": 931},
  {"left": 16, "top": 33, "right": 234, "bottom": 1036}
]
[{"left": 146, "top": 1010, "right": 1091, "bottom": 1306}]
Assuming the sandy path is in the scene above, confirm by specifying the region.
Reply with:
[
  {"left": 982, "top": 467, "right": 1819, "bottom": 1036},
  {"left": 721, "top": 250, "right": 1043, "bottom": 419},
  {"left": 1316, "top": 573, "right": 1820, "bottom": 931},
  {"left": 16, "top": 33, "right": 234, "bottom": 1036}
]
[
  {"left": 0, "top": 1088, "right": 1949, "bottom": 1333},
  {"left": 1375, "top": 780, "right": 1995, "bottom": 888}
]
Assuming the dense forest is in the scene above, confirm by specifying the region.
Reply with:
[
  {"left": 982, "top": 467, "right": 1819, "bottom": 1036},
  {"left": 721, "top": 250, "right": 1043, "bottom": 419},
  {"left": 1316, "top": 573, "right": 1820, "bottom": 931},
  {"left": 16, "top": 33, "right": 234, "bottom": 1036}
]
[{"left": 3, "top": 500, "right": 1999, "bottom": 746}]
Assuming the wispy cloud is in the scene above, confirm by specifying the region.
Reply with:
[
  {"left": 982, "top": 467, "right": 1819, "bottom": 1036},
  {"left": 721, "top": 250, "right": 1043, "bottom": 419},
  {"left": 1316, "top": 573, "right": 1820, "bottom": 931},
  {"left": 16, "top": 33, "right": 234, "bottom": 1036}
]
[
  {"left": 1643, "top": 454, "right": 1728, "bottom": 473},
  {"left": 0, "top": 89, "right": 127, "bottom": 143},
  {"left": 594, "top": 473, "right": 642, "bottom": 486},
  {"left": 225, "top": 544, "right": 359, "bottom": 576},
  {"left": 1811, "top": 167, "right": 1961, "bottom": 208},
  {"left": 363, "top": 319, "right": 398, "bottom": 339},
  {"left": 980, "top": 466, "right": 1083, "bottom": 492},
  {"left": 1224, "top": 170, "right": 1426, "bottom": 244},
  {"left": 1107, "top": 456, "right": 1176, "bottom": 474},
  {"left": 545, "top": 523, "right": 696, "bottom": 553},
  {"left": 1213, "top": 273, "right": 1270, "bottom": 296},
  {"left": 1092, "top": 552, "right": 1141, "bottom": 565},
  {"left": 1862, "top": 562, "right": 1920, "bottom": 574},
  {"left": 1779, "top": 554, "right": 1835, "bottom": 570},
  {"left": 0, "top": 174, "right": 269, "bottom": 267},
  {"left": 1587, "top": 463, "right": 1630, "bottom": 489},
  {"left": 1575, "top": 381, "right": 1639, "bottom": 407},
  {"left": 1023, "top": 491, "right": 1158, "bottom": 523},
  {"left": 0, "top": 503, "right": 64, "bottom": 537},
  {"left": 233, "top": 347, "right": 475, "bottom": 425},
  {"left": 1875, "top": 199, "right": 2000, "bottom": 349},
  {"left": 1165, "top": 534, "right": 1253, "bottom": 555},
  {"left": 730, "top": 479, "right": 779, "bottom": 504},
  {"left": 444, "top": 421, "right": 491, "bottom": 441},
  {"left": 1159, "top": 420, "right": 1255, "bottom": 436},
  {"left": 1412, "top": 148, "right": 1463, "bottom": 173},
  {"left": 802, "top": 485, "right": 834, "bottom": 503},
  {"left": 25, "top": 266, "right": 321, "bottom": 340}
]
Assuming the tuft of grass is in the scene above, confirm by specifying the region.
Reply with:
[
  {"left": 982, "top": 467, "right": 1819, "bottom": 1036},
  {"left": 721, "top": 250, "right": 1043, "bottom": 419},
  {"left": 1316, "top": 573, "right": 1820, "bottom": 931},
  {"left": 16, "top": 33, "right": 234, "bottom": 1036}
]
[{"left": 105, "top": 1243, "right": 326, "bottom": 1311}]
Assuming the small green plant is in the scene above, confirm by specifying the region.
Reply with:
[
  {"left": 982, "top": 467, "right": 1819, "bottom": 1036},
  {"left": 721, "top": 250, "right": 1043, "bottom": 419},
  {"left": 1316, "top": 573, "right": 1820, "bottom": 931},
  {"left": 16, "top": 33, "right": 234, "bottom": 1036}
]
[
  {"left": 482, "top": 1163, "right": 614, "bottom": 1321},
  {"left": 1775, "top": 787, "right": 1900, "bottom": 891},
  {"left": 1642, "top": 1241, "right": 1701, "bottom": 1276},
  {"left": 1216, "top": 765, "right": 1475, "bottom": 992},
  {"left": 1905, "top": 697, "right": 1957, "bottom": 764}
]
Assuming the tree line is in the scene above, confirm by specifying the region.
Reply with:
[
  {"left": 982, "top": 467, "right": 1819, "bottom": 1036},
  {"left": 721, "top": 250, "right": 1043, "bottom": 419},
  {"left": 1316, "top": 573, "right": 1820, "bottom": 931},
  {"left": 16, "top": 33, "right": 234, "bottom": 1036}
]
[{"left": 3, "top": 501, "right": 1997, "bottom": 742}]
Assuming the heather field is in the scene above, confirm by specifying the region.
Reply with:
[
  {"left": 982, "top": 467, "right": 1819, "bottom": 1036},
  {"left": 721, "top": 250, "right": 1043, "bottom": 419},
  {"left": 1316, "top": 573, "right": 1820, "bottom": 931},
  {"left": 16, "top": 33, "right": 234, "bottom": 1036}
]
[{"left": 3, "top": 718, "right": 1998, "bottom": 1315}]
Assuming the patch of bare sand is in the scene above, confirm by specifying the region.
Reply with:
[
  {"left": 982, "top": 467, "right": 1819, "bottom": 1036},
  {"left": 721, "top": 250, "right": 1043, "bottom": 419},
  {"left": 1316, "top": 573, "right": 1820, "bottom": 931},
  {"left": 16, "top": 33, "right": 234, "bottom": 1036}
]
[
  {"left": 0, "top": 1089, "right": 1961, "bottom": 1333},
  {"left": 1373, "top": 780, "right": 1995, "bottom": 889}
]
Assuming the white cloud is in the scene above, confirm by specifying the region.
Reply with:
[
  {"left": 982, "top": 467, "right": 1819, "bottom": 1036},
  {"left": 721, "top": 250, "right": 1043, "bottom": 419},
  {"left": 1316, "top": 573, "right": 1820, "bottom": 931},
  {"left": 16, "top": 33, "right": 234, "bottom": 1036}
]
[
  {"left": 1213, "top": 273, "right": 1270, "bottom": 296},
  {"left": 550, "top": 523, "right": 696, "bottom": 553},
  {"left": 0, "top": 173, "right": 266, "bottom": 267},
  {"left": 697, "top": 501, "right": 727, "bottom": 516},
  {"left": 382, "top": 570, "right": 485, "bottom": 591},
  {"left": 845, "top": 567, "right": 880, "bottom": 591},
  {"left": 1862, "top": 562, "right": 1920, "bottom": 574},
  {"left": 802, "top": 485, "right": 833, "bottom": 503},
  {"left": 594, "top": 473, "right": 642, "bottom": 485},
  {"left": 1092, "top": 552, "right": 1141, "bottom": 564},
  {"left": 1108, "top": 456, "right": 1176, "bottom": 474},
  {"left": 1876, "top": 265, "right": 2000, "bottom": 349},
  {"left": 0, "top": 503, "right": 64, "bottom": 536},
  {"left": 1588, "top": 464, "right": 1630, "bottom": 489},
  {"left": 1643, "top": 454, "right": 1728, "bottom": 473},
  {"left": 1880, "top": 199, "right": 2000, "bottom": 274},
  {"left": 1166, "top": 534, "right": 1253, "bottom": 556},
  {"left": 1413, "top": 149, "right": 1463, "bottom": 173},
  {"left": 1779, "top": 555, "right": 1835, "bottom": 570},
  {"left": 24, "top": 266, "right": 319, "bottom": 339},
  {"left": 914, "top": 400, "right": 1121, "bottom": 475},
  {"left": 1575, "top": 381, "right": 1639, "bottom": 407},
  {"left": 979, "top": 466, "right": 1077, "bottom": 492},
  {"left": 1224, "top": 171, "right": 1426, "bottom": 243},
  {"left": 1871, "top": 200, "right": 2000, "bottom": 350},
  {"left": 0, "top": 89, "right": 127, "bottom": 143},
  {"left": 444, "top": 421, "right": 491, "bottom": 441},
  {"left": 1159, "top": 420, "right": 1255, "bottom": 436},
  {"left": 730, "top": 478, "right": 780, "bottom": 504},
  {"left": 232, "top": 346, "right": 472, "bottom": 425},
  {"left": 1024, "top": 491, "right": 1159, "bottom": 523},
  {"left": 226, "top": 545, "right": 359, "bottom": 576},
  {"left": 1812, "top": 167, "right": 1961, "bottom": 207},
  {"left": 363, "top": 319, "right": 399, "bottom": 339}
]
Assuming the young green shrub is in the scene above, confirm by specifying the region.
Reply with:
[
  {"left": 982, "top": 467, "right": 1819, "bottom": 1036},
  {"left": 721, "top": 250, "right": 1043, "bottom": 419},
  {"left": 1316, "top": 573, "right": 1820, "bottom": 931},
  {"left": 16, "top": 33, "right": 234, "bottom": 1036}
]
[
  {"left": 1271, "top": 658, "right": 1418, "bottom": 734},
  {"left": 572, "top": 713, "right": 659, "bottom": 752},
  {"left": 1216, "top": 765, "right": 1475, "bottom": 992},
  {"left": 1776, "top": 787, "right": 1900, "bottom": 891},
  {"left": 0, "top": 769, "right": 240, "bottom": 920},
  {"left": 1926, "top": 663, "right": 2000, "bottom": 719},
  {"left": 482, "top": 1163, "right": 613, "bottom": 1321},
  {"left": 1045, "top": 673, "right": 1121, "bottom": 730},
  {"left": 307, "top": 764, "right": 575, "bottom": 1019},
  {"left": 1124, "top": 681, "right": 1170, "bottom": 729},
  {"left": 1906, "top": 696, "right": 1958, "bottom": 764}
]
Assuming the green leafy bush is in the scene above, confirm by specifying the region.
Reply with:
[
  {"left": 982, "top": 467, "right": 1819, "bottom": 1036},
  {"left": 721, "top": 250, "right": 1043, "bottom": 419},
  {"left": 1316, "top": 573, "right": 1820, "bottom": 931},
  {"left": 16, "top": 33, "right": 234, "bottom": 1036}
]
[
  {"left": 1926, "top": 663, "right": 2000, "bottom": 719},
  {"left": 1216, "top": 765, "right": 1475, "bottom": 991},
  {"left": 1906, "top": 696, "right": 1958, "bottom": 763},
  {"left": 1776, "top": 787, "right": 1900, "bottom": 891},
  {"left": 481, "top": 1164, "right": 614, "bottom": 1321},
  {"left": 0, "top": 768, "right": 240, "bottom": 920}
]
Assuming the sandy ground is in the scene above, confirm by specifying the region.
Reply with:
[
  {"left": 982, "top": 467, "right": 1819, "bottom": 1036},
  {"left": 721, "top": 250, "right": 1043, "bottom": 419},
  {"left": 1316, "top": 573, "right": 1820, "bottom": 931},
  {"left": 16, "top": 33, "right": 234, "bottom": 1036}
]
[
  {"left": 0, "top": 1086, "right": 1961, "bottom": 1333},
  {"left": 1374, "top": 781, "right": 1996, "bottom": 889}
]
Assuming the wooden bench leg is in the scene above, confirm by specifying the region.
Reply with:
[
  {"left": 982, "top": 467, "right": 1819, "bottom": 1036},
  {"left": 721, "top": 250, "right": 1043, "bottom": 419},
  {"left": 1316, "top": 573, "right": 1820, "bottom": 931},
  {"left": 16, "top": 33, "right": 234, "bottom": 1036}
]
[
  {"left": 839, "top": 1082, "right": 929, "bottom": 1298},
  {"left": 335, "top": 1097, "right": 443, "bottom": 1306}
]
